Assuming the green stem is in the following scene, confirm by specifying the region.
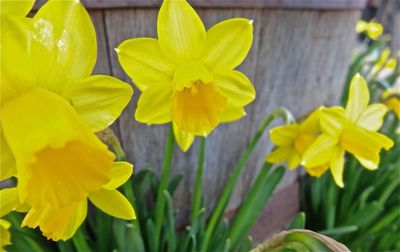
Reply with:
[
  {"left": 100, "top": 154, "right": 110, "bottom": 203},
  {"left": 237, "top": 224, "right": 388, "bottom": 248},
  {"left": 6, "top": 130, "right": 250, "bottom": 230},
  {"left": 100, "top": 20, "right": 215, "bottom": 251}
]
[
  {"left": 200, "top": 108, "right": 289, "bottom": 252},
  {"left": 191, "top": 137, "right": 206, "bottom": 222},
  {"left": 154, "top": 125, "right": 175, "bottom": 250},
  {"left": 72, "top": 228, "right": 91, "bottom": 252}
]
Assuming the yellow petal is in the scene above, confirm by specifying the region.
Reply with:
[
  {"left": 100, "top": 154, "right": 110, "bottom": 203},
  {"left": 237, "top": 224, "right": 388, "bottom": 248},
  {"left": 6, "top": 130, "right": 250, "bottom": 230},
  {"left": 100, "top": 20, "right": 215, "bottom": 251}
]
[
  {"left": 345, "top": 74, "right": 370, "bottom": 122},
  {"left": 305, "top": 164, "right": 329, "bottom": 177},
  {"left": 103, "top": 162, "right": 133, "bottom": 190},
  {"left": 63, "top": 75, "right": 133, "bottom": 132},
  {"left": 269, "top": 124, "right": 299, "bottom": 146},
  {"left": 173, "top": 123, "right": 195, "bottom": 152},
  {"left": 0, "top": 219, "right": 11, "bottom": 248},
  {"left": 288, "top": 151, "right": 301, "bottom": 169},
  {"left": 357, "top": 103, "right": 387, "bottom": 131},
  {"left": 0, "top": 188, "right": 20, "bottom": 217},
  {"left": 299, "top": 109, "right": 320, "bottom": 134},
  {"left": 22, "top": 200, "right": 87, "bottom": 241},
  {"left": 354, "top": 155, "right": 379, "bottom": 170},
  {"left": 0, "top": 0, "right": 34, "bottom": 16},
  {"left": 135, "top": 83, "right": 173, "bottom": 124},
  {"left": 31, "top": 0, "right": 96, "bottom": 94},
  {"left": 89, "top": 188, "right": 136, "bottom": 220},
  {"left": 1, "top": 129, "right": 17, "bottom": 180},
  {"left": 214, "top": 70, "right": 255, "bottom": 107},
  {"left": 302, "top": 135, "right": 338, "bottom": 167},
  {"left": 355, "top": 20, "right": 368, "bottom": 33},
  {"left": 265, "top": 146, "right": 293, "bottom": 164},
  {"left": 319, "top": 107, "right": 345, "bottom": 135},
  {"left": 172, "top": 61, "right": 213, "bottom": 91},
  {"left": 220, "top": 107, "right": 246, "bottom": 123},
  {"left": 367, "top": 22, "right": 383, "bottom": 40},
  {"left": 340, "top": 125, "right": 393, "bottom": 164},
  {"left": 1, "top": 88, "right": 114, "bottom": 209},
  {"left": 330, "top": 147, "right": 345, "bottom": 188},
  {"left": 1, "top": 16, "right": 35, "bottom": 103},
  {"left": 158, "top": 0, "right": 206, "bottom": 62},
  {"left": 201, "top": 18, "right": 253, "bottom": 71},
  {"left": 116, "top": 38, "right": 176, "bottom": 91}
]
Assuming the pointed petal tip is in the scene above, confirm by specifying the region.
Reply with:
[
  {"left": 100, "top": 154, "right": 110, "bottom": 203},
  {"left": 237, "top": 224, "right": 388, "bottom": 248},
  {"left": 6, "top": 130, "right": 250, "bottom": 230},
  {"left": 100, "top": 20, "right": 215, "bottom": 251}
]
[
  {"left": 249, "top": 20, "right": 254, "bottom": 25},
  {"left": 114, "top": 47, "right": 120, "bottom": 53}
]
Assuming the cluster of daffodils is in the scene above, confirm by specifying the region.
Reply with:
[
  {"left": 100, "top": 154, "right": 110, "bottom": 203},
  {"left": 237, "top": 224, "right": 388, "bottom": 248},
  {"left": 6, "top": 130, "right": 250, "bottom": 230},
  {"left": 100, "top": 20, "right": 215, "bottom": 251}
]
[
  {"left": 267, "top": 74, "right": 394, "bottom": 187},
  {"left": 1, "top": 0, "right": 135, "bottom": 242},
  {"left": 116, "top": 0, "right": 255, "bottom": 151}
]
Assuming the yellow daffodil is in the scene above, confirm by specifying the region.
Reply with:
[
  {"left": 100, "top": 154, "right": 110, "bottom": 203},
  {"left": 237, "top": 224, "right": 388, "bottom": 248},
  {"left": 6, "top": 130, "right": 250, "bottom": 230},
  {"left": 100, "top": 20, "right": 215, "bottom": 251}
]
[
  {"left": 302, "top": 74, "right": 394, "bottom": 187},
  {"left": 116, "top": 0, "right": 255, "bottom": 151},
  {"left": 382, "top": 88, "right": 400, "bottom": 118},
  {"left": 372, "top": 48, "right": 397, "bottom": 76},
  {"left": 1, "top": 0, "right": 134, "bottom": 240},
  {"left": 0, "top": 219, "right": 11, "bottom": 250},
  {"left": 355, "top": 19, "right": 383, "bottom": 40},
  {"left": 266, "top": 110, "right": 329, "bottom": 177}
]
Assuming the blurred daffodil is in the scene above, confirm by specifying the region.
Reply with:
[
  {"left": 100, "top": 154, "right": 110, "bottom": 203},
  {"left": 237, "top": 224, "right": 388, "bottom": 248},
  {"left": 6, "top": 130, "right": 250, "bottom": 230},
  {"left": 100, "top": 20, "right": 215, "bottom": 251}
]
[
  {"left": 382, "top": 88, "right": 400, "bottom": 118},
  {"left": 302, "top": 74, "right": 394, "bottom": 187},
  {"left": 372, "top": 48, "right": 397, "bottom": 76},
  {"left": 1, "top": 0, "right": 134, "bottom": 240},
  {"left": 355, "top": 19, "right": 383, "bottom": 40},
  {"left": 117, "top": 0, "right": 255, "bottom": 151},
  {"left": 266, "top": 110, "right": 329, "bottom": 177},
  {"left": 0, "top": 219, "right": 11, "bottom": 250}
]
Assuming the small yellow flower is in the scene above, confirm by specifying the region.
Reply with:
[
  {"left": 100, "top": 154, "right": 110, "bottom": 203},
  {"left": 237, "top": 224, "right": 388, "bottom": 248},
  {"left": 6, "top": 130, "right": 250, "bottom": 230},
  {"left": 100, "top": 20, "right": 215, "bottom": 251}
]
[
  {"left": 372, "top": 48, "right": 397, "bottom": 76},
  {"left": 1, "top": 0, "right": 134, "bottom": 240},
  {"left": 382, "top": 88, "right": 400, "bottom": 118},
  {"left": 302, "top": 74, "right": 394, "bottom": 187},
  {"left": 266, "top": 110, "right": 329, "bottom": 177},
  {"left": 117, "top": 0, "right": 255, "bottom": 151},
  {"left": 355, "top": 19, "right": 383, "bottom": 40},
  {"left": 0, "top": 219, "right": 11, "bottom": 250}
]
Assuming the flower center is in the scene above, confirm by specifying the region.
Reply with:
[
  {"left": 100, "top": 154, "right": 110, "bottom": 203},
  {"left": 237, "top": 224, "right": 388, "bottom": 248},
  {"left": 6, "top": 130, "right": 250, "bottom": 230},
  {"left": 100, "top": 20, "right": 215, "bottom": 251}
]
[
  {"left": 172, "top": 81, "right": 227, "bottom": 136},
  {"left": 294, "top": 133, "right": 317, "bottom": 155}
]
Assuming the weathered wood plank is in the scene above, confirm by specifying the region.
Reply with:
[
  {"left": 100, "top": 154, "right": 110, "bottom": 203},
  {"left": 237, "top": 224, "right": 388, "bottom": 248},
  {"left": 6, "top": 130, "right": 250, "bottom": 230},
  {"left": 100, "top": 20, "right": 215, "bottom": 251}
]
[
  {"left": 84, "top": 0, "right": 367, "bottom": 10},
  {"left": 32, "top": 0, "right": 368, "bottom": 11}
]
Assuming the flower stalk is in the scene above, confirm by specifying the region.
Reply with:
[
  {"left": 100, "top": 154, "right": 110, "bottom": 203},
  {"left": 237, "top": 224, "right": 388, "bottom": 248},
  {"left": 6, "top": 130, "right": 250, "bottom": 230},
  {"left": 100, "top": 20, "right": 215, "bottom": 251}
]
[
  {"left": 191, "top": 137, "right": 206, "bottom": 223},
  {"left": 154, "top": 125, "right": 176, "bottom": 250}
]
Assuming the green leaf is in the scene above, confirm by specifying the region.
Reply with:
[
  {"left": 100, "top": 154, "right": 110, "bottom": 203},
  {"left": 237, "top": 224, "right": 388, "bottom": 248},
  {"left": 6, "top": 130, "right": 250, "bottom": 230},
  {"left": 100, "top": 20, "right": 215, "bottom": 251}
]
[
  {"left": 168, "top": 173, "right": 184, "bottom": 196},
  {"left": 288, "top": 212, "right": 306, "bottom": 229},
  {"left": 228, "top": 164, "right": 285, "bottom": 249}
]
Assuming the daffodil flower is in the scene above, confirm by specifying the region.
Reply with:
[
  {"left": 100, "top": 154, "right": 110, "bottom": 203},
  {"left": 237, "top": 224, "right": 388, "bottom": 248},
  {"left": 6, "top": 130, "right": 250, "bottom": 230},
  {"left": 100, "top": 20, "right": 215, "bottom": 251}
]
[
  {"left": 371, "top": 48, "right": 397, "bottom": 76},
  {"left": 355, "top": 19, "right": 383, "bottom": 40},
  {"left": 266, "top": 110, "right": 329, "bottom": 177},
  {"left": 1, "top": 0, "right": 134, "bottom": 240},
  {"left": 382, "top": 88, "right": 400, "bottom": 119},
  {"left": 302, "top": 74, "right": 394, "bottom": 187},
  {"left": 116, "top": 0, "right": 255, "bottom": 151},
  {"left": 0, "top": 219, "right": 11, "bottom": 249}
]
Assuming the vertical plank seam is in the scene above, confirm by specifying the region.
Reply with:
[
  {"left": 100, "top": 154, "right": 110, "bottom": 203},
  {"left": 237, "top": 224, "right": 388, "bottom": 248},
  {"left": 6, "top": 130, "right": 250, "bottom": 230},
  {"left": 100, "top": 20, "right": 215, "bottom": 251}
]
[{"left": 101, "top": 9, "right": 125, "bottom": 146}]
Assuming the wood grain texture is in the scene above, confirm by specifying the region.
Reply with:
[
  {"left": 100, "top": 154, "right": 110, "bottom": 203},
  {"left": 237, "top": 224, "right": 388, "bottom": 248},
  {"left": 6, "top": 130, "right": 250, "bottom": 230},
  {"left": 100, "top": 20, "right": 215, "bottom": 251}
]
[
  {"left": 81, "top": 0, "right": 367, "bottom": 10},
  {"left": 100, "top": 7, "right": 360, "bottom": 227}
]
